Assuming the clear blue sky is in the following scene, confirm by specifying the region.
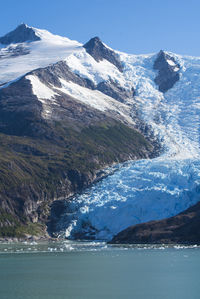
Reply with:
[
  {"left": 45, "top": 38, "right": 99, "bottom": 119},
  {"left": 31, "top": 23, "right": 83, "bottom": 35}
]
[{"left": 1, "top": 0, "right": 200, "bottom": 56}]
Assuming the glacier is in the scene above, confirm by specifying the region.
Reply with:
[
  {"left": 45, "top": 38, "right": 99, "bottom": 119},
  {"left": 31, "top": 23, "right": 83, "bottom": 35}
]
[{"left": 56, "top": 51, "right": 200, "bottom": 240}]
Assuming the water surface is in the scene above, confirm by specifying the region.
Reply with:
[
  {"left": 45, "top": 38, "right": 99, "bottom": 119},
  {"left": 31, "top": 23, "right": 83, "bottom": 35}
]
[{"left": 0, "top": 241, "right": 199, "bottom": 299}]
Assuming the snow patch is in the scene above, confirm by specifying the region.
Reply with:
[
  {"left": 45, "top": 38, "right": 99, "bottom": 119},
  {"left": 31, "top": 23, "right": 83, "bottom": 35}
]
[
  {"left": 27, "top": 75, "right": 56, "bottom": 99},
  {"left": 65, "top": 49, "right": 127, "bottom": 87},
  {"left": 27, "top": 75, "right": 58, "bottom": 119},
  {"left": 55, "top": 78, "right": 134, "bottom": 124},
  {"left": 167, "top": 59, "right": 176, "bottom": 66},
  {"left": 174, "top": 67, "right": 180, "bottom": 72}
]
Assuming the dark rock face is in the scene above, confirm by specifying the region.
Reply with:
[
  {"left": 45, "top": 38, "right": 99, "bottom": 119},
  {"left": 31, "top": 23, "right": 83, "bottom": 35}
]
[
  {"left": 0, "top": 75, "right": 106, "bottom": 137},
  {"left": 0, "top": 24, "right": 40, "bottom": 45},
  {"left": 83, "top": 37, "right": 123, "bottom": 72},
  {"left": 30, "top": 61, "right": 96, "bottom": 90},
  {"left": 97, "top": 80, "right": 135, "bottom": 103},
  {"left": 110, "top": 201, "right": 200, "bottom": 244},
  {"left": 154, "top": 50, "right": 180, "bottom": 93},
  {"left": 0, "top": 77, "right": 42, "bottom": 136}
]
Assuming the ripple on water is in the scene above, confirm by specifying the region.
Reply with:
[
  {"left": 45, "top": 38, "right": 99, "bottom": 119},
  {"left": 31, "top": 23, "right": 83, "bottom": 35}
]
[{"left": 0, "top": 241, "right": 200, "bottom": 254}]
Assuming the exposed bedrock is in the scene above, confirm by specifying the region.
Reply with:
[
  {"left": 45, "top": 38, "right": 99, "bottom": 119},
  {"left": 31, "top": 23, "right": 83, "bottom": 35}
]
[
  {"left": 0, "top": 24, "right": 40, "bottom": 45},
  {"left": 154, "top": 50, "right": 180, "bottom": 92},
  {"left": 97, "top": 80, "right": 135, "bottom": 103},
  {"left": 83, "top": 36, "right": 123, "bottom": 72}
]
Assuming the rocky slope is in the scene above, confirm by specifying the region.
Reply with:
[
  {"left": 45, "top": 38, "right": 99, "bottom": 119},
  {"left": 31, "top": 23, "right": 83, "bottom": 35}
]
[
  {"left": 110, "top": 201, "right": 200, "bottom": 244},
  {"left": 0, "top": 23, "right": 41, "bottom": 45}
]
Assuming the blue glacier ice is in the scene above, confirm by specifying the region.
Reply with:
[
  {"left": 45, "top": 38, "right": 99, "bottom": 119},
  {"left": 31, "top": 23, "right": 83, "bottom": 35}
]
[{"left": 57, "top": 51, "right": 200, "bottom": 240}]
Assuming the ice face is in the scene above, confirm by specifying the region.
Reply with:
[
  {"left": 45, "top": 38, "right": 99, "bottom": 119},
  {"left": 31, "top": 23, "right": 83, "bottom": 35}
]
[
  {"left": 57, "top": 52, "right": 200, "bottom": 240},
  {"left": 60, "top": 158, "right": 200, "bottom": 240}
]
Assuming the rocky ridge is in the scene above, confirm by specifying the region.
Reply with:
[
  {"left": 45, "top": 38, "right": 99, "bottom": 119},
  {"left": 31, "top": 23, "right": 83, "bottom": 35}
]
[
  {"left": 83, "top": 36, "right": 123, "bottom": 72},
  {"left": 0, "top": 24, "right": 41, "bottom": 45},
  {"left": 154, "top": 50, "right": 180, "bottom": 92}
]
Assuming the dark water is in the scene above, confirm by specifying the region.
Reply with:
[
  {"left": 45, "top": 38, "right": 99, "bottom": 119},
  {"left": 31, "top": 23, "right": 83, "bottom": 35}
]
[{"left": 0, "top": 241, "right": 199, "bottom": 299}]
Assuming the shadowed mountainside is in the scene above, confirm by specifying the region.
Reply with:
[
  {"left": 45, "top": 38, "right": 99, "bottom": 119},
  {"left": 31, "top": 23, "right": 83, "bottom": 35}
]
[{"left": 110, "top": 201, "right": 200, "bottom": 244}]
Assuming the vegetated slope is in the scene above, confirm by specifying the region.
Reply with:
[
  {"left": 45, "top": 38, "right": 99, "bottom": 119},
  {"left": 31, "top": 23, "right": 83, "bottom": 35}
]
[
  {"left": 0, "top": 119, "right": 153, "bottom": 238},
  {"left": 110, "top": 201, "right": 200, "bottom": 244}
]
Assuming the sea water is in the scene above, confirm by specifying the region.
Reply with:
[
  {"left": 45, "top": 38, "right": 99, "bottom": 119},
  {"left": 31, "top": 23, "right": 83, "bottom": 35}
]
[{"left": 0, "top": 241, "right": 199, "bottom": 299}]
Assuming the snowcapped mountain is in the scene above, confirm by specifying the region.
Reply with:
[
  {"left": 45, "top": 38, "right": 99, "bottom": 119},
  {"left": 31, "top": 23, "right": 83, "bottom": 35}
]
[
  {"left": 0, "top": 24, "right": 200, "bottom": 241},
  {"left": 0, "top": 24, "right": 81, "bottom": 84}
]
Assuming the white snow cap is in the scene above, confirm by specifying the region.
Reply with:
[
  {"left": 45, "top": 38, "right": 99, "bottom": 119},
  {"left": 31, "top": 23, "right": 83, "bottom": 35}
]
[{"left": 0, "top": 25, "right": 82, "bottom": 85}]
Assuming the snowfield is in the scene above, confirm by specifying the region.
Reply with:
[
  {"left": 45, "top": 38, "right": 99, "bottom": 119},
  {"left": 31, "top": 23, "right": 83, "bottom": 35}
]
[
  {"left": 1, "top": 25, "right": 200, "bottom": 240},
  {"left": 0, "top": 26, "right": 81, "bottom": 84}
]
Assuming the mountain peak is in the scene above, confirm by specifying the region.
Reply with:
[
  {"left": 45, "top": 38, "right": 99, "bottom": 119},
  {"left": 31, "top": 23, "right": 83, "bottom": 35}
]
[
  {"left": 83, "top": 36, "right": 103, "bottom": 58},
  {"left": 154, "top": 49, "right": 179, "bottom": 69},
  {"left": 154, "top": 49, "right": 180, "bottom": 92},
  {"left": 85, "top": 36, "right": 102, "bottom": 45},
  {"left": 157, "top": 49, "right": 165, "bottom": 56},
  {"left": 0, "top": 24, "right": 41, "bottom": 45},
  {"left": 83, "top": 36, "right": 123, "bottom": 72}
]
